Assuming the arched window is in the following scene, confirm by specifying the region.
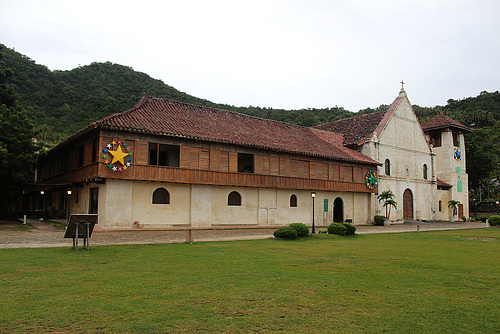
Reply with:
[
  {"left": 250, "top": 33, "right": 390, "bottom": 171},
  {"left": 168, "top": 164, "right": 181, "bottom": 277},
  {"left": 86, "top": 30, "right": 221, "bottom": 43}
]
[
  {"left": 228, "top": 191, "right": 241, "bottom": 206},
  {"left": 385, "top": 159, "right": 391, "bottom": 176},
  {"left": 152, "top": 188, "right": 170, "bottom": 204},
  {"left": 290, "top": 194, "right": 298, "bottom": 207},
  {"left": 423, "top": 164, "right": 428, "bottom": 180}
]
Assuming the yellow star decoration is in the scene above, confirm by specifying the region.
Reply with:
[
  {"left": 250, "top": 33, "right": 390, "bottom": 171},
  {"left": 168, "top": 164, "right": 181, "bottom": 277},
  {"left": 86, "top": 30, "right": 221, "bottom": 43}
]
[{"left": 108, "top": 145, "right": 129, "bottom": 166}]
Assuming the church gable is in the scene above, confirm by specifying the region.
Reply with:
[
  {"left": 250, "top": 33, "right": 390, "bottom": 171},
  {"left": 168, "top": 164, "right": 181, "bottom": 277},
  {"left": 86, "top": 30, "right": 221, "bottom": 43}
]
[{"left": 377, "top": 89, "right": 430, "bottom": 154}]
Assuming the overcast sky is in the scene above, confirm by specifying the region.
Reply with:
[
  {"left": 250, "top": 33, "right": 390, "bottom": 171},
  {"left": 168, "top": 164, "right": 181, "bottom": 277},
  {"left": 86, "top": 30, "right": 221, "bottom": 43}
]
[{"left": 1, "top": 0, "right": 499, "bottom": 112}]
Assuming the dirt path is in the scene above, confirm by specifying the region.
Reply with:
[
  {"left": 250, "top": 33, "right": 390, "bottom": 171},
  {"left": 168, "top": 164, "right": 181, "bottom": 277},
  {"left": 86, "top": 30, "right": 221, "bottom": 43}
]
[{"left": 0, "top": 219, "right": 490, "bottom": 249}]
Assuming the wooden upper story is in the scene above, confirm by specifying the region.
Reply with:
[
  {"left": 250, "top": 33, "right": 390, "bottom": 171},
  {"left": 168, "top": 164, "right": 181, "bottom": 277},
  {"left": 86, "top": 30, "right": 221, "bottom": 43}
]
[{"left": 38, "top": 129, "right": 378, "bottom": 193}]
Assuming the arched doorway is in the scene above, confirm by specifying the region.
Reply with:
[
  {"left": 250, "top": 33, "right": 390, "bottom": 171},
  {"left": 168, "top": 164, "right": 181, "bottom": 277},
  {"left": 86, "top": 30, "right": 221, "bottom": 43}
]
[
  {"left": 403, "top": 189, "right": 413, "bottom": 220},
  {"left": 333, "top": 197, "right": 344, "bottom": 222}
]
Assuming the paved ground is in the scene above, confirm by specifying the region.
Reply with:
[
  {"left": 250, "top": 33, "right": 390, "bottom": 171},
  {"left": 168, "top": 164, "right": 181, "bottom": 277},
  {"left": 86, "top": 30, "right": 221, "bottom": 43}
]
[{"left": 0, "top": 219, "right": 490, "bottom": 249}]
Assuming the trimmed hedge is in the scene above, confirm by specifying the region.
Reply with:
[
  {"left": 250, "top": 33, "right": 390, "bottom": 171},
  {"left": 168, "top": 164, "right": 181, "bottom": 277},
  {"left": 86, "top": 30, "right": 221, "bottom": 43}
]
[
  {"left": 374, "top": 215, "right": 386, "bottom": 226},
  {"left": 288, "top": 223, "right": 310, "bottom": 237},
  {"left": 327, "top": 222, "right": 347, "bottom": 236},
  {"left": 488, "top": 215, "right": 500, "bottom": 226},
  {"left": 273, "top": 226, "right": 298, "bottom": 240},
  {"left": 343, "top": 223, "right": 356, "bottom": 235}
]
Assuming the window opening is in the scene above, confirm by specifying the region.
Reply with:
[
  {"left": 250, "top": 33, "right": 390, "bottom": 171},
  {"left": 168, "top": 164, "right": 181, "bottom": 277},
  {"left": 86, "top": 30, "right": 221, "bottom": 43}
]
[
  {"left": 149, "top": 143, "right": 180, "bottom": 167},
  {"left": 290, "top": 194, "right": 298, "bottom": 207},
  {"left": 431, "top": 133, "right": 441, "bottom": 147},
  {"left": 89, "top": 188, "right": 99, "bottom": 214},
  {"left": 228, "top": 191, "right": 242, "bottom": 206},
  {"left": 385, "top": 159, "right": 391, "bottom": 176},
  {"left": 238, "top": 153, "right": 254, "bottom": 173},
  {"left": 453, "top": 133, "right": 460, "bottom": 147},
  {"left": 423, "top": 164, "right": 428, "bottom": 180},
  {"left": 152, "top": 188, "right": 170, "bottom": 204}
]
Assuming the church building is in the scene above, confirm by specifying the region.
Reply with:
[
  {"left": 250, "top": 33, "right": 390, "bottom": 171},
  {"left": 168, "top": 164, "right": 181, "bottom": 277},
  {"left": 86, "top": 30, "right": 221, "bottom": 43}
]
[
  {"left": 32, "top": 87, "right": 472, "bottom": 228},
  {"left": 315, "top": 87, "right": 473, "bottom": 221}
]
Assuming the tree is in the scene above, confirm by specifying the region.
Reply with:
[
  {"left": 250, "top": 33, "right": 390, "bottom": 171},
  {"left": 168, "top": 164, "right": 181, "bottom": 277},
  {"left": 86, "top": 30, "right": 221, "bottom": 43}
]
[
  {"left": 448, "top": 200, "right": 461, "bottom": 218},
  {"left": 0, "top": 46, "right": 35, "bottom": 213},
  {"left": 377, "top": 190, "right": 397, "bottom": 219},
  {"left": 383, "top": 199, "right": 398, "bottom": 219}
]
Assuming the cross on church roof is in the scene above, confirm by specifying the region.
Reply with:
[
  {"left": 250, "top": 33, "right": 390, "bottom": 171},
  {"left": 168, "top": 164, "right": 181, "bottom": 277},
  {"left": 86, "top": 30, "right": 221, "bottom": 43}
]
[{"left": 400, "top": 80, "right": 405, "bottom": 89}]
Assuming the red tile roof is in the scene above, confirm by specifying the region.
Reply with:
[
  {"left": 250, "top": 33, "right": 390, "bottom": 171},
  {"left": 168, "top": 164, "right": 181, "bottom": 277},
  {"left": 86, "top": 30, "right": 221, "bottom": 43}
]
[
  {"left": 422, "top": 113, "right": 474, "bottom": 133},
  {"left": 90, "top": 95, "right": 378, "bottom": 165},
  {"left": 437, "top": 178, "right": 453, "bottom": 188},
  {"left": 314, "top": 95, "right": 403, "bottom": 146}
]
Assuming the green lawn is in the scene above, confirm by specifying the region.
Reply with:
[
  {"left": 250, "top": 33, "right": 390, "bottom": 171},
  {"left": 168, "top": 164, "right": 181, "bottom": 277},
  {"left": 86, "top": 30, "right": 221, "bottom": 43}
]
[{"left": 0, "top": 229, "right": 498, "bottom": 333}]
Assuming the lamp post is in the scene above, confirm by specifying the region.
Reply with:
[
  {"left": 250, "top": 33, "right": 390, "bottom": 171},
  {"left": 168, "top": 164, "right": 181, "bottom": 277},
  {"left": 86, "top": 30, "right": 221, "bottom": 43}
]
[
  {"left": 66, "top": 188, "right": 72, "bottom": 223},
  {"left": 496, "top": 200, "right": 499, "bottom": 216},
  {"left": 473, "top": 198, "right": 477, "bottom": 218},
  {"left": 311, "top": 191, "right": 316, "bottom": 234}
]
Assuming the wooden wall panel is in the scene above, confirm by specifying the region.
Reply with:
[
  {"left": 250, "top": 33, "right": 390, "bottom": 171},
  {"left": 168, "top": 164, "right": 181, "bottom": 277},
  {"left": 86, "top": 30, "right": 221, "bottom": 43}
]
[
  {"left": 220, "top": 151, "right": 229, "bottom": 171},
  {"left": 280, "top": 158, "right": 291, "bottom": 176},
  {"left": 298, "top": 160, "right": 309, "bottom": 178},
  {"left": 229, "top": 152, "right": 238, "bottom": 173},
  {"left": 291, "top": 160, "right": 299, "bottom": 178},
  {"left": 270, "top": 156, "right": 279, "bottom": 175},
  {"left": 353, "top": 167, "right": 364, "bottom": 183},
  {"left": 135, "top": 141, "right": 149, "bottom": 165},
  {"left": 254, "top": 155, "right": 263, "bottom": 174},
  {"left": 180, "top": 146, "right": 190, "bottom": 169},
  {"left": 310, "top": 162, "right": 316, "bottom": 179},
  {"left": 260, "top": 155, "right": 270, "bottom": 175},
  {"left": 210, "top": 149, "right": 220, "bottom": 171},
  {"left": 340, "top": 165, "right": 353, "bottom": 182},
  {"left": 199, "top": 149, "right": 210, "bottom": 170},
  {"left": 190, "top": 148, "right": 200, "bottom": 169},
  {"left": 316, "top": 162, "right": 328, "bottom": 180}
]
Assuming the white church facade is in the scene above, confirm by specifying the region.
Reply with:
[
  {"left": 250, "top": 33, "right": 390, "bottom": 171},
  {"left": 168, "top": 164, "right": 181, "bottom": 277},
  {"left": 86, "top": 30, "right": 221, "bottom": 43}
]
[{"left": 316, "top": 87, "right": 472, "bottom": 221}]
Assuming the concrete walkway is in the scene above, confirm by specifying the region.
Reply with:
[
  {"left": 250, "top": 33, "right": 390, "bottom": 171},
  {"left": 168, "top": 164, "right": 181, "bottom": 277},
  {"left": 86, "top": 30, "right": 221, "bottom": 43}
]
[{"left": 0, "top": 219, "right": 490, "bottom": 249}]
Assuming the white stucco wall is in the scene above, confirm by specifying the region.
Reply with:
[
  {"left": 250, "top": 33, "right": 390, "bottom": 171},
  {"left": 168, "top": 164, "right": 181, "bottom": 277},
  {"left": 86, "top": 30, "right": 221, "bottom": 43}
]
[
  {"left": 71, "top": 180, "right": 373, "bottom": 228},
  {"left": 362, "top": 91, "right": 437, "bottom": 221}
]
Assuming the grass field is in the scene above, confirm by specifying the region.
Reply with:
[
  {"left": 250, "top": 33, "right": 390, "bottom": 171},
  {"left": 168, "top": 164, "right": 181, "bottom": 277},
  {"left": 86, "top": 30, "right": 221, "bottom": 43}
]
[{"left": 0, "top": 228, "right": 498, "bottom": 333}]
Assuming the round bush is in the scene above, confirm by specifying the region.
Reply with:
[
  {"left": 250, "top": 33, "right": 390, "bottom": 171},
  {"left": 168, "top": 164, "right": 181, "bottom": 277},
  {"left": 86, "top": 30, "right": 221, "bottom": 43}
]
[
  {"left": 327, "top": 222, "right": 347, "bottom": 236},
  {"left": 488, "top": 215, "right": 500, "bottom": 226},
  {"left": 288, "top": 223, "right": 310, "bottom": 237},
  {"left": 343, "top": 223, "right": 356, "bottom": 235},
  {"left": 273, "top": 226, "right": 298, "bottom": 240},
  {"left": 374, "top": 215, "right": 385, "bottom": 226}
]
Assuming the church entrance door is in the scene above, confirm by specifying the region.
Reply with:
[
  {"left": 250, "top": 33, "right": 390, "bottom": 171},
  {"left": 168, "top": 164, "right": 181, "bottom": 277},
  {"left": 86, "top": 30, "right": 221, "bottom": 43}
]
[
  {"left": 333, "top": 197, "right": 343, "bottom": 222},
  {"left": 403, "top": 189, "right": 413, "bottom": 220}
]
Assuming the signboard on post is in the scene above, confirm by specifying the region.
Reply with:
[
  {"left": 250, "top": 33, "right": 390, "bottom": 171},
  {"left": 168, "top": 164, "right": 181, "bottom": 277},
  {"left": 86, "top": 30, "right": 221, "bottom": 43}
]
[
  {"left": 324, "top": 199, "right": 328, "bottom": 212},
  {"left": 64, "top": 214, "right": 98, "bottom": 250}
]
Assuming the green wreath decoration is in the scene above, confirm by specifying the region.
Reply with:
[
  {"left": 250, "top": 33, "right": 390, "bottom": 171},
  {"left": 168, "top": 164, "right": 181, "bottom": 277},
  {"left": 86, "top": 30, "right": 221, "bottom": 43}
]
[{"left": 365, "top": 170, "right": 377, "bottom": 190}]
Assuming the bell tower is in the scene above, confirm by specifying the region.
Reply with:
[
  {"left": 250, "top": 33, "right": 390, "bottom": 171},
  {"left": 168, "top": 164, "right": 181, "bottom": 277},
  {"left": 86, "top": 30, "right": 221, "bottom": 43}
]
[{"left": 422, "top": 113, "right": 474, "bottom": 219}]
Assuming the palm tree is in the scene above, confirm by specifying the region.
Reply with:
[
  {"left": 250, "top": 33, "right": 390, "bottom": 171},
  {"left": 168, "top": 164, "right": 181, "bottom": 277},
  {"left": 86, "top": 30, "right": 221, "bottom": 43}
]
[
  {"left": 448, "top": 200, "right": 461, "bottom": 219},
  {"left": 377, "top": 190, "right": 396, "bottom": 219},
  {"left": 383, "top": 199, "right": 398, "bottom": 219}
]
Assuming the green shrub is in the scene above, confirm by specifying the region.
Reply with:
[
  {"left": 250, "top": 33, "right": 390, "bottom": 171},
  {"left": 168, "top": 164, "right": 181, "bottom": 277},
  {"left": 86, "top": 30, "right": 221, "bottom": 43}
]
[
  {"left": 461, "top": 216, "right": 467, "bottom": 221},
  {"left": 488, "top": 215, "right": 500, "bottom": 226},
  {"left": 327, "top": 222, "right": 347, "bottom": 236},
  {"left": 273, "top": 226, "right": 298, "bottom": 240},
  {"left": 343, "top": 223, "right": 356, "bottom": 235},
  {"left": 374, "top": 215, "right": 386, "bottom": 226},
  {"left": 318, "top": 229, "right": 328, "bottom": 234},
  {"left": 288, "top": 223, "right": 310, "bottom": 237},
  {"left": 478, "top": 216, "right": 488, "bottom": 223}
]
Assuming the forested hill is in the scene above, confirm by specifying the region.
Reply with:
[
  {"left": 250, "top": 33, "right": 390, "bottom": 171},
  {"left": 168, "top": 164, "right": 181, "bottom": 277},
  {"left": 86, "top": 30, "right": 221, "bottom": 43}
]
[
  {"left": 1, "top": 43, "right": 500, "bottom": 197},
  {"left": 0, "top": 43, "right": 353, "bottom": 141}
]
